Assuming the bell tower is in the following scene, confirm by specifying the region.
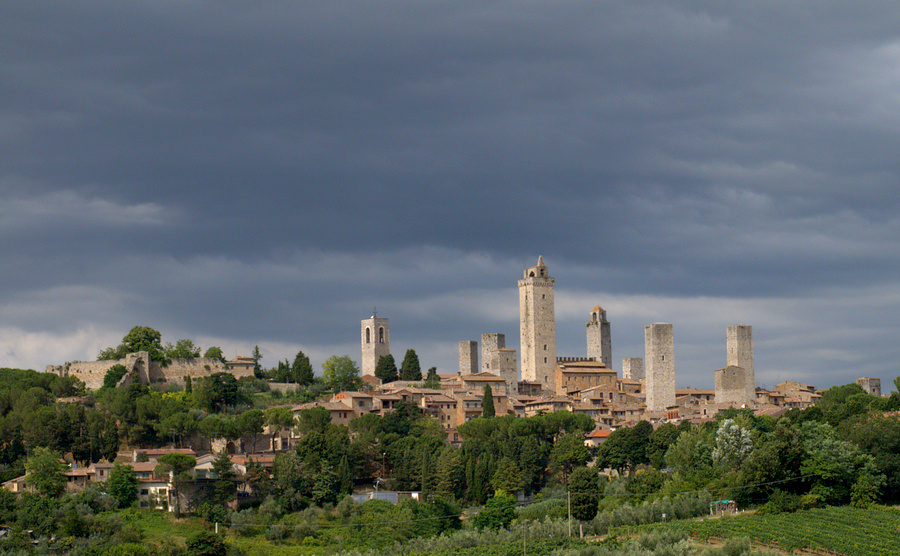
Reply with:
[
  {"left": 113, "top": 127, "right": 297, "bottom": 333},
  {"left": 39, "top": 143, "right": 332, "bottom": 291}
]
[
  {"left": 361, "top": 309, "right": 390, "bottom": 377},
  {"left": 518, "top": 256, "right": 557, "bottom": 391}
]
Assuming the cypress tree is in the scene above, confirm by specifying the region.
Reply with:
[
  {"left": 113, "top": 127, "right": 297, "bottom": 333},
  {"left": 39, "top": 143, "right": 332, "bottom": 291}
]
[
  {"left": 482, "top": 384, "right": 495, "bottom": 418},
  {"left": 375, "top": 354, "right": 398, "bottom": 383},
  {"left": 400, "top": 349, "right": 422, "bottom": 381}
]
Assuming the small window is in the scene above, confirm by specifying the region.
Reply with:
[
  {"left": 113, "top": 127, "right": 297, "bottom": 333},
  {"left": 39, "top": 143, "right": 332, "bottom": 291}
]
[
  {"left": 379, "top": 327, "right": 385, "bottom": 343},
  {"left": 366, "top": 328, "right": 371, "bottom": 343}
]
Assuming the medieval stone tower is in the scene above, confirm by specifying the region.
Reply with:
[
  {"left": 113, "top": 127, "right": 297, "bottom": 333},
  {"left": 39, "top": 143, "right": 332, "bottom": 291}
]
[
  {"left": 519, "top": 256, "right": 557, "bottom": 390},
  {"left": 645, "top": 323, "right": 674, "bottom": 412},
  {"left": 459, "top": 341, "right": 478, "bottom": 375},
  {"left": 622, "top": 357, "right": 644, "bottom": 381},
  {"left": 481, "top": 333, "right": 505, "bottom": 373},
  {"left": 726, "top": 324, "right": 754, "bottom": 384},
  {"left": 361, "top": 312, "right": 390, "bottom": 376},
  {"left": 715, "top": 324, "right": 755, "bottom": 404},
  {"left": 586, "top": 305, "right": 612, "bottom": 368}
]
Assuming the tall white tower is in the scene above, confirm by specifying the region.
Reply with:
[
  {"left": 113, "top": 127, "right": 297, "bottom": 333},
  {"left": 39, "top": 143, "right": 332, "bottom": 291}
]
[
  {"left": 518, "top": 256, "right": 557, "bottom": 390},
  {"left": 645, "top": 323, "right": 674, "bottom": 412},
  {"left": 586, "top": 305, "right": 612, "bottom": 368},
  {"left": 361, "top": 311, "right": 390, "bottom": 377}
]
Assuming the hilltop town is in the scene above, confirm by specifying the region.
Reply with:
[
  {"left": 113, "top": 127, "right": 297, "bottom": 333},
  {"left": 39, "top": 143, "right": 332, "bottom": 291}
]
[{"left": 2, "top": 257, "right": 894, "bottom": 555}]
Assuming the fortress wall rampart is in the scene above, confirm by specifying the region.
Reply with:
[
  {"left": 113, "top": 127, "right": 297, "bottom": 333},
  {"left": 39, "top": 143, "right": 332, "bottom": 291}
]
[{"left": 50, "top": 354, "right": 251, "bottom": 390}]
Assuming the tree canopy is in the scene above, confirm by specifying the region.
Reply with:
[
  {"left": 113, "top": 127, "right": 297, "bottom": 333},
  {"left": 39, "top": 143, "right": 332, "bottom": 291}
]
[{"left": 400, "top": 349, "right": 422, "bottom": 381}]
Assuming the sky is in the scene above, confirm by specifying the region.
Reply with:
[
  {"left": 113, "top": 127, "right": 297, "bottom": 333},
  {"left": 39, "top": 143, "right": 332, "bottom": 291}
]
[{"left": 2, "top": 1, "right": 899, "bottom": 392}]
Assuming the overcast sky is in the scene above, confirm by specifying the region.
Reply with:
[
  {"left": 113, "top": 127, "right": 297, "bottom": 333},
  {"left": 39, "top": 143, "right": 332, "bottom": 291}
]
[{"left": 3, "top": 1, "right": 899, "bottom": 392}]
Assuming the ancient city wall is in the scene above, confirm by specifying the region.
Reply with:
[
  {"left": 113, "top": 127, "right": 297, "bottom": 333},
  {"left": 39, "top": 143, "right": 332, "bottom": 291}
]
[{"left": 48, "top": 352, "right": 251, "bottom": 391}]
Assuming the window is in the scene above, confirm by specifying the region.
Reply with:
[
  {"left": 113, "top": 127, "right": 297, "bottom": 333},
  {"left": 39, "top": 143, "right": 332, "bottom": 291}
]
[
  {"left": 366, "top": 328, "right": 370, "bottom": 343},
  {"left": 379, "top": 327, "right": 385, "bottom": 343},
  {"left": 141, "top": 489, "right": 149, "bottom": 496}
]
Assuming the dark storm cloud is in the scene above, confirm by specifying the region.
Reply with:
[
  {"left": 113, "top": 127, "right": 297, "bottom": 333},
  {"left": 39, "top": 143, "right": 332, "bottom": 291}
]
[{"left": 2, "top": 1, "right": 900, "bottom": 388}]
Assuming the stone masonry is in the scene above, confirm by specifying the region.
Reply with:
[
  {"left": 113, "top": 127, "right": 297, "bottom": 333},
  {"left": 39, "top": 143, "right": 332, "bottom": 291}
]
[
  {"left": 47, "top": 351, "right": 248, "bottom": 391},
  {"left": 361, "top": 314, "right": 390, "bottom": 376},
  {"left": 491, "top": 348, "right": 518, "bottom": 395},
  {"left": 622, "top": 357, "right": 644, "bottom": 381},
  {"left": 726, "top": 324, "right": 754, "bottom": 393},
  {"left": 459, "top": 341, "right": 478, "bottom": 374},
  {"left": 586, "top": 305, "right": 612, "bottom": 369},
  {"left": 481, "top": 333, "right": 505, "bottom": 372},
  {"left": 645, "top": 323, "right": 674, "bottom": 412},
  {"left": 519, "top": 256, "right": 557, "bottom": 391}
]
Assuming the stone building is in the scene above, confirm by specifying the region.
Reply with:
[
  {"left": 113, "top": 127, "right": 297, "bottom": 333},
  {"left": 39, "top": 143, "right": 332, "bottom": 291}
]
[
  {"left": 490, "top": 348, "right": 518, "bottom": 395},
  {"left": 361, "top": 313, "right": 390, "bottom": 376},
  {"left": 481, "top": 333, "right": 505, "bottom": 373},
  {"left": 519, "top": 256, "right": 557, "bottom": 391},
  {"left": 586, "top": 306, "right": 612, "bottom": 369},
  {"left": 458, "top": 341, "right": 478, "bottom": 375},
  {"left": 856, "top": 377, "right": 882, "bottom": 397},
  {"left": 726, "top": 325, "right": 755, "bottom": 394},
  {"left": 644, "top": 323, "right": 675, "bottom": 412},
  {"left": 622, "top": 357, "right": 644, "bottom": 381}
]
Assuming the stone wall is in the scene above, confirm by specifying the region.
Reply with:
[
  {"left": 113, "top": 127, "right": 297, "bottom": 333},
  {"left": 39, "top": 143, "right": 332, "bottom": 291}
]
[
  {"left": 481, "top": 334, "right": 504, "bottom": 372},
  {"left": 645, "top": 323, "right": 674, "bottom": 412},
  {"left": 622, "top": 357, "right": 644, "bottom": 381},
  {"left": 714, "top": 365, "right": 753, "bottom": 405},
  {"left": 491, "top": 348, "right": 518, "bottom": 395},
  {"left": 458, "top": 341, "right": 478, "bottom": 374},
  {"left": 48, "top": 351, "right": 251, "bottom": 391}
]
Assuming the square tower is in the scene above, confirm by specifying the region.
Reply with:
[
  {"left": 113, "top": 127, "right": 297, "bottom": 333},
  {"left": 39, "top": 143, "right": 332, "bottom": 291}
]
[
  {"left": 361, "top": 314, "right": 390, "bottom": 376},
  {"left": 518, "top": 256, "right": 557, "bottom": 390},
  {"left": 726, "top": 324, "right": 754, "bottom": 400},
  {"left": 586, "top": 305, "right": 612, "bottom": 369},
  {"left": 622, "top": 357, "right": 644, "bottom": 381},
  {"left": 459, "top": 341, "right": 478, "bottom": 375},
  {"left": 481, "top": 333, "right": 505, "bottom": 372},
  {"left": 645, "top": 323, "right": 674, "bottom": 412},
  {"left": 490, "top": 348, "right": 518, "bottom": 395}
]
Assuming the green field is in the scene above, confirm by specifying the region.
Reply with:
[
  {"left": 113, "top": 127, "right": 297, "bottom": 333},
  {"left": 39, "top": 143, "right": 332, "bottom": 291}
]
[{"left": 613, "top": 506, "right": 900, "bottom": 556}]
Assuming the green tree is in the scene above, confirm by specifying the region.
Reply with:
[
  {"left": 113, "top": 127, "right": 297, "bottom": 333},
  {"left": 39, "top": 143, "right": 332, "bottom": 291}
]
[
  {"left": 186, "top": 531, "right": 228, "bottom": 556},
  {"left": 24, "top": 447, "right": 67, "bottom": 497},
  {"left": 252, "top": 345, "right": 264, "bottom": 378},
  {"left": 209, "top": 451, "right": 236, "bottom": 506},
  {"left": 291, "top": 351, "right": 314, "bottom": 386},
  {"left": 203, "top": 346, "right": 226, "bottom": 363},
  {"left": 550, "top": 432, "right": 591, "bottom": 483},
  {"left": 155, "top": 453, "right": 197, "bottom": 515},
  {"left": 123, "top": 326, "right": 165, "bottom": 361},
  {"left": 472, "top": 490, "right": 516, "bottom": 530},
  {"left": 193, "top": 372, "right": 240, "bottom": 412},
  {"left": 265, "top": 407, "right": 296, "bottom": 450},
  {"left": 375, "top": 354, "right": 398, "bottom": 383},
  {"left": 322, "top": 355, "right": 363, "bottom": 392},
  {"left": 103, "top": 364, "right": 129, "bottom": 389},
  {"left": 482, "top": 384, "right": 495, "bottom": 418},
  {"left": 491, "top": 457, "right": 525, "bottom": 493},
  {"left": 106, "top": 462, "right": 138, "bottom": 508},
  {"left": 422, "top": 367, "right": 440, "bottom": 389},
  {"left": 400, "top": 349, "right": 422, "bottom": 381},
  {"left": 569, "top": 465, "right": 599, "bottom": 523},
  {"left": 164, "top": 338, "right": 201, "bottom": 360}
]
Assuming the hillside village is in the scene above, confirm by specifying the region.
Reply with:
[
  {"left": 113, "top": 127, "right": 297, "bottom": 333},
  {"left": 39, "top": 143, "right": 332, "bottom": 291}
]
[{"left": 22, "top": 257, "right": 887, "bottom": 517}]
